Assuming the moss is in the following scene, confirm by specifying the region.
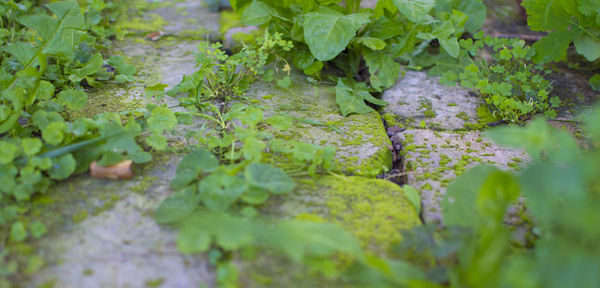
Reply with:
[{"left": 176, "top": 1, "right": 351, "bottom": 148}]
[
  {"left": 115, "top": 13, "right": 167, "bottom": 39},
  {"left": 303, "top": 175, "right": 421, "bottom": 252}
]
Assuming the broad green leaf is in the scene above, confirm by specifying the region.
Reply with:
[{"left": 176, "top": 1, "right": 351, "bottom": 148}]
[
  {"left": 522, "top": 0, "right": 571, "bottom": 31},
  {"left": 3, "top": 43, "right": 39, "bottom": 66},
  {"left": 48, "top": 153, "right": 76, "bottom": 180},
  {"left": 402, "top": 185, "right": 421, "bottom": 214},
  {"left": 442, "top": 165, "right": 500, "bottom": 228},
  {"left": 57, "top": 89, "right": 87, "bottom": 111},
  {"left": 304, "top": 7, "right": 371, "bottom": 61},
  {"left": 393, "top": 0, "right": 435, "bottom": 23},
  {"left": 148, "top": 106, "right": 178, "bottom": 132},
  {"left": 439, "top": 37, "right": 459, "bottom": 58},
  {"left": 10, "top": 222, "right": 27, "bottom": 242},
  {"left": 457, "top": 0, "right": 487, "bottom": 33},
  {"left": 532, "top": 30, "right": 578, "bottom": 63},
  {"left": 171, "top": 149, "right": 219, "bottom": 190},
  {"left": 155, "top": 187, "right": 199, "bottom": 224},
  {"left": 17, "top": 14, "right": 58, "bottom": 41},
  {"left": 176, "top": 227, "right": 211, "bottom": 254},
  {"left": 241, "top": 0, "right": 278, "bottom": 25},
  {"left": 574, "top": 34, "right": 600, "bottom": 61},
  {"left": 198, "top": 171, "right": 247, "bottom": 211},
  {"left": 245, "top": 163, "right": 296, "bottom": 194},
  {"left": 364, "top": 50, "right": 401, "bottom": 91}
]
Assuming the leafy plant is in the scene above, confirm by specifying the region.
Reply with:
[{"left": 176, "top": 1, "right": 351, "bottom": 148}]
[
  {"left": 168, "top": 31, "right": 293, "bottom": 105},
  {"left": 231, "top": 0, "right": 486, "bottom": 115},
  {"left": 522, "top": 0, "right": 600, "bottom": 63},
  {"left": 445, "top": 32, "right": 558, "bottom": 123}
]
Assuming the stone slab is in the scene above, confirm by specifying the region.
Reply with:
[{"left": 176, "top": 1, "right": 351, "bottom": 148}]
[
  {"left": 382, "top": 71, "right": 482, "bottom": 131},
  {"left": 397, "top": 129, "right": 526, "bottom": 224},
  {"left": 248, "top": 74, "right": 394, "bottom": 177}
]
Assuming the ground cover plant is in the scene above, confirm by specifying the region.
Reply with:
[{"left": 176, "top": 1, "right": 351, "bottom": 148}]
[
  {"left": 230, "top": 0, "right": 487, "bottom": 116},
  {"left": 0, "top": 0, "right": 179, "bottom": 283},
  {"left": 2, "top": 0, "right": 600, "bottom": 287}
]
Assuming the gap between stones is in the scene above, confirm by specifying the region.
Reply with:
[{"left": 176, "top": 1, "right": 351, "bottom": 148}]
[{"left": 379, "top": 115, "right": 426, "bottom": 224}]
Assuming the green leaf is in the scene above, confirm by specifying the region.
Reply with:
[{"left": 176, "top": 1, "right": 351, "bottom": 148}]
[
  {"left": 574, "top": 34, "right": 600, "bottom": 61},
  {"left": 3, "top": 43, "right": 39, "bottom": 66},
  {"left": 245, "top": 163, "right": 296, "bottom": 194},
  {"left": 10, "top": 222, "right": 27, "bottom": 242},
  {"left": 30, "top": 221, "right": 48, "bottom": 238},
  {"left": 56, "top": 89, "right": 88, "bottom": 111},
  {"left": 304, "top": 7, "right": 371, "bottom": 61},
  {"left": 171, "top": 149, "right": 219, "bottom": 190},
  {"left": 241, "top": 186, "right": 270, "bottom": 204},
  {"left": 74, "top": 53, "right": 103, "bottom": 78},
  {"left": 48, "top": 153, "right": 76, "bottom": 180},
  {"left": 241, "top": 0, "right": 279, "bottom": 26},
  {"left": 145, "top": 83, "right": 169, "bottom": 99},
  {"left": 335, "top": 78, "right": 387, "bottom": 116},
  {"left": 393, "top": 0, "right": 435, "bottom": 23},
  {"left": 155, "top": 187, "right": 199, "bottom": 224},
  {"left": 145, "top": 134, "right": 168, "bottom": 151},
  {"left": 532, "top": 29, "right": 577, "bottom": 63},
  {"left": 198, "top": 171, "right": 247, "bottom": 212},
  {"left": 402, "top": 185, "right": 421, "bottom": 214},
  {"left": 21, "top": 138, "right": 42, "bottom": 156},
  {"left": 0, "top": 142, "right": 19, "bottom": 165},
  {"left": 364, "top": 50, "right": 401, "bottom": 91},
  {"left": 590, "top": 74, "right": 600, "bottom": 91},
  {"left": 176, "top": 227, "right": 211, "bottom": 254},
  {"left": 277, "top": 75, "right": 291, "bottom": 88},
  {"left": 42, "top": 121, "right": 67, "bottom": 145},
  {"left": 355, "top": 37, "right": 387, "bottom": 50},
  {"left": 148, "top": 106, "right": 178, "bottom": 132},
  {"left": 442, "top": 165, "right": 500, "bottom": 228}
]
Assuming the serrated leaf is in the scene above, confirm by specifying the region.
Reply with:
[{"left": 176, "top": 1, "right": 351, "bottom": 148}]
[
  {"left": 304, "top": 7, "right": 371, "bottom": 61},
  {"left": 148, "top": 106, "right": 178, "bottom": 132},
  {"left": 532, "top": 29, "right": 577, "bottom": 63},
  {"left": 393, "top": 0, "right": 435, "bottom": 23},
  {"left": 241, "top": 186, "right": 270, "bottom": 204},
  {"left": 145, "top": 134, "right": 168, "bottom": 150},
  {"left": 57, "top": 89, "right": 87, "bottom": 111},
  {"left": 245, "top": 163, "right": 296, "bottom": 194}
]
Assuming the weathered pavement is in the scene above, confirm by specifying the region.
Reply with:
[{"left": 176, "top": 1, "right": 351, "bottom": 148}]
[{"left": 26, "top": 0, "right": 600, "bottom": 287}]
